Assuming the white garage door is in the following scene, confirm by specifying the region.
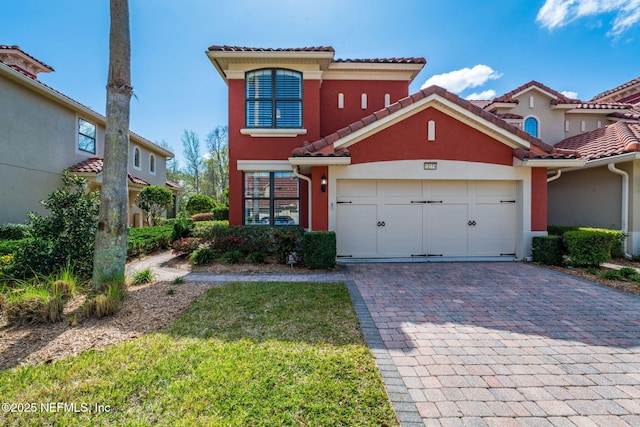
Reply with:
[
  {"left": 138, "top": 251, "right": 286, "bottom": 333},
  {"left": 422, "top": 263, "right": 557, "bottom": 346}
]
[{"left": 336, "top": 180, "right": 517, "bottom": 258}]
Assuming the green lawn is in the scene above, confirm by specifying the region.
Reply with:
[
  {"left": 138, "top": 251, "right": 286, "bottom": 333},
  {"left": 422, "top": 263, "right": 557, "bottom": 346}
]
[{"left": 0, "top": 282, "right": 397, "bottom": 426}]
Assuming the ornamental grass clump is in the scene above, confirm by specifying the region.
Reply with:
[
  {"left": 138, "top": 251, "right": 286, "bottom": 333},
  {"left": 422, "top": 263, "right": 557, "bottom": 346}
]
[
  {"left": 4, "top": 287, "right": 64, "bottom": 325},
  {"left": 84, "top": 282, "right": 127, "bottom": 319}
]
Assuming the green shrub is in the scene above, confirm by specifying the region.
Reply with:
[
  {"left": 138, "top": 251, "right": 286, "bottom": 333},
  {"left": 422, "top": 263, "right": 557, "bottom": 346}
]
[
  {"left": 136, "top": 185, "right": 173, "bottom": 226},
  {"left": 128, "top": 225, "right": 173, "bottom": 258},
  {"left": 547, "top": 225, "right": 581, "bottom": 236},
  {"left": 601, "top": 269, "right": 623, "bottom": 280},
  {"left": 171, "top": 218, "right": 195, "bottom": 242},
  {"left": 274, "top": 227, "right": 305, "bottom": 264},
  {"left": 221, "top": 250, "right": 243, "bottom": 264},
  {"left": 130, "top": 268, "right": 155, "bottom": 286},
  {"left": 190, "top": 248, "right": 216, "bottom": 265},
  {"left": 186, "top": 194, "right": 217, "bottom": 216},
  {"left": 619, "top": 267, "right": 640, "bottom": 281},
  {"left": 212, "top": 206, "right": 229, "bottom": 221},
  {"left": 212, "top": 235, "right": 248, "bottom": 254},
  {"left": 303, "top": 231, "right": 337, "bottom": 269},
  {"left": 564, "top": 229, "right": 620, "bottom": 266},
  {"left": 0, "top": 238, "right": 29, "bottom": 256},
  {"left": 247, "top": 251, "right": 267, "bottom": 264},
  {"left": 0, "top": 223, "right": 30, "bottom": 240},
  {"left": 531, "top": 235, "right": 564, "bottom": 266},
  {"left": 10, "top": 172, "right": 99, "bottom": 279}
]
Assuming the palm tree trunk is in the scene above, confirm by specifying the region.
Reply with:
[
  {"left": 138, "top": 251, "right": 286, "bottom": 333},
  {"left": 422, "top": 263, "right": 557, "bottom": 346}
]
[{"left": 92, "top": 0, "right": 132, "bottom": 291}]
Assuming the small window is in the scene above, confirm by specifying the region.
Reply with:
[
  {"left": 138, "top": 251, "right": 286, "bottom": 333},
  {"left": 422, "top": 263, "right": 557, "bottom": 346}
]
[
  {"left": 149, "top": 154, "right": 156, "bottom": 174},
  {"left": 133, "top": 146, "right": 141, "bottom": 169},
  {"left": 78, "top": 118, "right": 96, "bottom": 154},
  {"left": 524, "top": 117, "right": 539, "bottom": 137},
  {"left": 246, "top": 69, "right": 302, "bottom": 128}
]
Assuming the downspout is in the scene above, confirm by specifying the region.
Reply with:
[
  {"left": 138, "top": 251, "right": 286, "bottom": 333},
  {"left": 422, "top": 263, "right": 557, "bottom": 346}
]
[
  {"left": 547, "top": 169, "right": 562, "bottom": 182},
  {"left": 293, "top": 166, "right": 312, "bottom": 231},
  {"left": 608, "top": 163, "right": 631, "bottom": 258}
]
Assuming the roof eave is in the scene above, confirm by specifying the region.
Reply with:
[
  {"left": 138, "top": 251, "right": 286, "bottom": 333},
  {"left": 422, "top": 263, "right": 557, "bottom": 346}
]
[
  {"left": 513, "top": 158, "right": 586, "bottom": 168},
  {"left": 288, "top": 156, "right": 352, "bottom": 166}
]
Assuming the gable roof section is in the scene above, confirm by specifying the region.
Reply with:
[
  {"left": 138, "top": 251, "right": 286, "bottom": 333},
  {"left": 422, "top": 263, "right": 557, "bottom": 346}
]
[
  {"left": 591, "top": 77, "right": 640, "bottom": 103},
  {"left": 291, "top": 85, "right": 579, "bottom": 163},
  {"left": 67, "top": 157, "right": 183, "bottom": 190},
  {"left": 489, "top": 80, "right": 581, "bottom": 106},
  {"left": 555, "top": 121, "right": 640, "bottom": 161}
]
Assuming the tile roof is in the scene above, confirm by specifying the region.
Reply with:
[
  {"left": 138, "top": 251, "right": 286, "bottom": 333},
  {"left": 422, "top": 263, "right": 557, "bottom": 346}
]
[
  {"left": 608, "top": 107, "right": 640, "bottom": 121},
  {"left": 207, "top": 45, "right": 425, "bottom": 64},
  {"left": 67, "top": 157, "right": 157, "bottom": 187},
  {"left": 0, "top": 45, "right": 54, "bottom": 72},
  {"left": 491, "top": 80, "right": 581, "bottom": 105},
  {"left": 555, "top": 121, "right": 640, "bottom": 161},
  {"left": 165, "top": 180, "right": 184, "bottom": 190},
  {"left": 291, "top": 85, "right": 579, "bottom": 160},
  {"left": 591, "top": 77, "right": 640, "bottom": 102},
  {"left": 208, "top": 45, "right": 335, "bottom": 53}
]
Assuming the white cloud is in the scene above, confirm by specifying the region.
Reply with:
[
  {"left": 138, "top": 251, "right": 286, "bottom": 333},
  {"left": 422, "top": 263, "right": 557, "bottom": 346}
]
[
  {"left": 561, "top": 90, "right": 579, "bottom": 99},
  {"left": 465, "top": 90, "right": 497, "bottom": 100},
  {"left": 536, "top": 0, "right": 640, "bottom": 36},
  {"left": 421, "top": 65, "right": 502, "bottom": 93}
]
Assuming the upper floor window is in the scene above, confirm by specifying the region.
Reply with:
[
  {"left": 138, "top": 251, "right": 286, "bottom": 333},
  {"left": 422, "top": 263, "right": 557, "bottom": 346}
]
[
  {"left": 133, "top": 146, "right": 141, "bottom": 169},
  {"left": 245, "top": 69, "right": 302, "bottom": 128},
  {"left": 149, "top": 153, "right": 156, "bottom": 174},
  {"left": 524, "top": 117, "right": 539, "bottom": 137},
  {"left": 78, "top": 118, "right": 96, "bottom": 154}
]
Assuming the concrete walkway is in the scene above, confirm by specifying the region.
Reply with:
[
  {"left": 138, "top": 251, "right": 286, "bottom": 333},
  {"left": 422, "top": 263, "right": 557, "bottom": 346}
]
[{"left": 131, "top": 253, "right": 640, "bottom": 426}]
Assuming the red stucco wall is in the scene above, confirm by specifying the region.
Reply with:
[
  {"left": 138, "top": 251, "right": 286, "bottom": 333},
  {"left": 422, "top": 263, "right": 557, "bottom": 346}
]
[
  {"left": 531, "top": 167, "right": 548, "bottom": 232},
  {"left": 348, "top": 107, "right": 514, "bottom": 165},
  {"left": 311, "top": 166, "right": 329, "bottom": 230},
  {"left": 319, "top": 80, "right": 408, "bottom": 136}
]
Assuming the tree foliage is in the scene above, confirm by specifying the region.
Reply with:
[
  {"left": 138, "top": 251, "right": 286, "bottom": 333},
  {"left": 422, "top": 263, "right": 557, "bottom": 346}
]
[
  {"left": 204, "top": 125, "right": 229, "bottom": 204},
  {"left": 186, "top": 194, "right": 217, "bottom": 216},
  {"left": 136, "top": 185, "right": 173, "bottom": 226},
  {"left": 11, "top": 172, "right": 100, "bottom": 279},
  {"left": 182, "top": 130, "right": 203, "bottom": 194}
]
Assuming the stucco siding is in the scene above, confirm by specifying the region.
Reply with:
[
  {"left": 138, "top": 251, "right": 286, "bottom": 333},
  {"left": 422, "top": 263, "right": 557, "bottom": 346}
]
[{"left": 548, "top": 166, "right": 622, "bottom": 228}]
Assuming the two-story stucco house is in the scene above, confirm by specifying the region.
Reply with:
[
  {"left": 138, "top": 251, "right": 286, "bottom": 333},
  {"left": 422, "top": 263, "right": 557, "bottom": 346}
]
[
  {"left": 0, "top": 45, "right": 180, "bottom": 226},
  {"left": 475, "top": 80, "right": 640, "bottom": 255},
  {"left": 206, "top": 45, "right": 582, "bottom": 260}
]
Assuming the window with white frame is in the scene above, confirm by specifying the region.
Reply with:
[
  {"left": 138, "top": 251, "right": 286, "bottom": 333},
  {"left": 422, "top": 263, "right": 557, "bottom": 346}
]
[
  {"left": 243, "top": 172, "right": 299, "bottom": 225},
  {"left": 245, "top": 69, "right": 302, "bottom": 128},
  {"left": 78, "top": 118, "right": 96, "bottom": 154},
  {"left": 524, "top": 117, "right": 539, "bottom": 137},
  {"left": 133, "top": 146, "right": 141, "bottom": 169}
]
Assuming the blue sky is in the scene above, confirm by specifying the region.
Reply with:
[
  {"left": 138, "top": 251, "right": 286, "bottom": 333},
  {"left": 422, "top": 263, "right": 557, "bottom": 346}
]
[{"left": 2, "top": 0, "right": 640, "bottom": 164}]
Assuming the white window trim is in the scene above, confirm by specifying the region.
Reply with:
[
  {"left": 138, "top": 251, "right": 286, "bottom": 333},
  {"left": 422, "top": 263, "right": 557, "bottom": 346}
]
[
  {"left": 76, "top": 117, "right": 97, "bottom": 156},
  {"left": 240, "top": 128, "right": 307, "bottom": 138},
  {"left": 133, "top": 146, "right": 141, "bottom": 170},
  {"left": 149, "top": 153, "right": 156, "bottom": 175}
]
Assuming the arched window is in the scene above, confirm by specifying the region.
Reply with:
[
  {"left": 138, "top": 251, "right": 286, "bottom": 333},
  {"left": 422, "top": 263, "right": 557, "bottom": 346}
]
[
  {"left": 524, "top": 117, "right": 539, "bottom": 137},
  {"left": 133, "top": 146, "right": 141, "bottom": 169},
  {"left": 149, "top": 154, "right": 156, "bottom": 174},
  {"left": 245, "top": 69, "right": 302, "bottom": 128}
]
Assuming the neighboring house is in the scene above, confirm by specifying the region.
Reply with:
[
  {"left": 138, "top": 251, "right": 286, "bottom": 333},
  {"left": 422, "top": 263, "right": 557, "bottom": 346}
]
[
  {"left": 0, "top": 45, "right": 180, "bottom": 226},
  {"left": 207, "top": 45, "right": 581, "bottom": 260},
  {"left": 475, "top": 79, "right": 640, "bottom": 255}
]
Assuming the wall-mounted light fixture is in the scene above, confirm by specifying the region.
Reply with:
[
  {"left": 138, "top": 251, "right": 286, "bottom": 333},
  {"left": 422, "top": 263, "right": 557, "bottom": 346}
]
[{"left": 320, "top": 174, "right": 327, "bottom": 193}]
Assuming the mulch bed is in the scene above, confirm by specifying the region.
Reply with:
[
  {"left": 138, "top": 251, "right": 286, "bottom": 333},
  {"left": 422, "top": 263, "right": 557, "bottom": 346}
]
[{"left": 544, "top": 258, "right": 640, "bottom": 296}]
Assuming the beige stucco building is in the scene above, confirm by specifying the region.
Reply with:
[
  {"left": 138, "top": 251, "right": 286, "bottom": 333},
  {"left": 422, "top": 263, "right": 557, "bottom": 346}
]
[{"left": 0, "top": 45, "right": 179, "bottom": 226}]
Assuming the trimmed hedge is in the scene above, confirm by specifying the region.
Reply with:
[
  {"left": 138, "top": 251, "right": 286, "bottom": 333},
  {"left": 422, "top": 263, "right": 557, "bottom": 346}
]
[
  {"left": 128, "top": 225, "right": 173, "bottom": 258},
  {"left": 212, "top": 206, "right": 229, "bottom": 221},
  {"left": 0, "top": 223, "right": 29, "bottom": 240},
  {"left": 532, "top": 235, "right": 563, "bottom": 266},
  {"left": 303, "top": 231, "right": 336, "bottom": 269},
  {"left": 0, "top": 239, "right": 29, "bottom": 256},
  {"left": 564, "top": 228, "right": 623, "bottom": 266}
]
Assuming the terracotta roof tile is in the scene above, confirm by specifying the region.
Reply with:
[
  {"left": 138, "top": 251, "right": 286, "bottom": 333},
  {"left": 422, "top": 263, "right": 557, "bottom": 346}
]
[
  {"left": 555, "top": 121, "right": 640, "bottom": 160},
  {"left": 608, "top": 107, "right": 640, "bottom": 120},
  {"left": 291, "top": 85, "right": 579, "bottom": 160},
  {"left": 334, "top": 57, "right": 426, "bottom": 64},
  {"left": 208, "top": 45, "right": 335, "bottom": 53},
  {"left": 559, "top": 101, "right": 631, "bottom": 109},
  {"left": 0, "top": 45, "right": 54, "bottom": 72},
  {"left": 591, "top": 77, "right": 640, "bottom": 102},
  {"left": 67, "top": 157, "right": 152, "bottom": 186},
  {"left": 165, "top": 180, "right": 184, "bottom": 190},
  {"left": 492, "top": 80, "right": 580, "bottom": 104}
]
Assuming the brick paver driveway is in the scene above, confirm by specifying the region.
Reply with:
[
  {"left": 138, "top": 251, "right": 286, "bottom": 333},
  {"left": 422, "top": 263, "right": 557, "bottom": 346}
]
[{"left": 347, "top": 262, "right": 640, "bottom": 427}]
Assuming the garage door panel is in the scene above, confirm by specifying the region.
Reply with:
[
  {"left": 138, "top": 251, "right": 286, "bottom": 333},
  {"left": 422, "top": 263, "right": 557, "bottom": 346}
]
[
  {"left": 473, "top": 202, "right": 516, "bottom": 255},
  {"left": 427, "top": 204, "right": 469, "bottom": 256},
  {"left": 336, "top": 203, "right": 378, "bottom": 258},
  {"left": 382, "top": 204, "right": 423, "bottom": 257}
]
